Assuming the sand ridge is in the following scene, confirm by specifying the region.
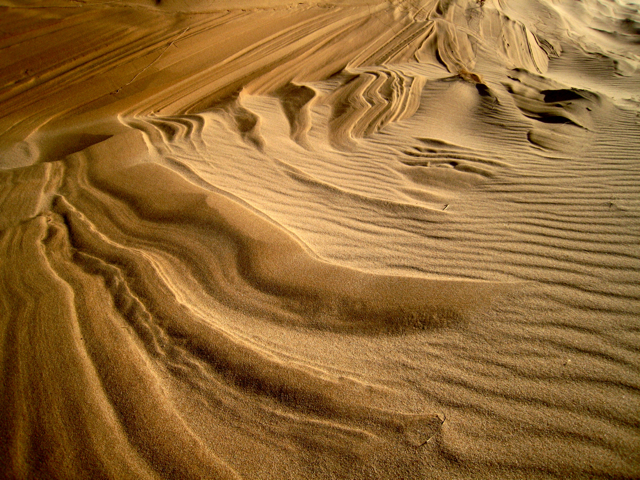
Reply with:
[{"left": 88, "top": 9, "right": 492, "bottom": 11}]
[{"left": 1, "top": 0, "right": 640, "bottom": 479}]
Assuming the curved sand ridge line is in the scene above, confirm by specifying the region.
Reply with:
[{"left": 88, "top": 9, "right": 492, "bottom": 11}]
[
  {"left": 0, "top": 131, "right": 502, "bottom": 479},
  {"left": 0, "top": 0, "right": 553, "bottom": 161},
  {"left": 326, "top": 67, "right": 427, "bottom": 150},
  {"left": 69, "top": 132, "right": 502, "bottom": 333},
  {"left": 3, "top": 0, "right": 640, "bottom": 479}
]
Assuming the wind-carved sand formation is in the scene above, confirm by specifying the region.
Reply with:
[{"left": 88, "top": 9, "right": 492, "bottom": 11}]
[{"left": 1, "top": 0, "right": 640, "bottom": 479}]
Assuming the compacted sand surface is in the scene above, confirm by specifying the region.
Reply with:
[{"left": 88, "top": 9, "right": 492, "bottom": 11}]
[{"left": 1, "top": 1, "right": 639, "bottom": 479}]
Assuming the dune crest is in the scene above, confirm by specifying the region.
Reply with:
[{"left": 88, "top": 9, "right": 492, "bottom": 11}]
[{"left": 2, "top": 0, "right": 640, "bottom": 479}]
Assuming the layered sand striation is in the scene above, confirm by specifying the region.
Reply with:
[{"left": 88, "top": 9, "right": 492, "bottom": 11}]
[{"left": 1, "top": 0, "right": 639, "bottom": 479}]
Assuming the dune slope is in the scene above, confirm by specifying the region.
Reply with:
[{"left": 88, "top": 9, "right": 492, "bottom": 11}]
[{"left": 1, "top": 1, "right": 639, "bottom": 479}]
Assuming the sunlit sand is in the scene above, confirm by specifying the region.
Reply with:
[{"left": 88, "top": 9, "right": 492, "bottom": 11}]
[{"left": 1, "top": 1, "right": 639, "bottom": 479}]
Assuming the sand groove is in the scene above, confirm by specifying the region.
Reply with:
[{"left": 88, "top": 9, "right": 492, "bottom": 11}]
[
  {"left": 327, "top": 67, "right": 426, "bottom": 150},
  {"left": 1, "top": 1, "right": 640, "bottom": 479},
  {"left": 0, "top": 129, "right": 504, "bottom": 478}
]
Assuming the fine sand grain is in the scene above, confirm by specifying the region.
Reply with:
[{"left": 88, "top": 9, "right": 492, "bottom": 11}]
[{"left": 1, "top": 1, "right": 639, "bottom": 479}]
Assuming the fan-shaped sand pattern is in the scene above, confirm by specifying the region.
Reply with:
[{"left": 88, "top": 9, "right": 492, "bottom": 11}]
[
  {"left": 0, "top": 130, "right": 500, "bottom": 479},
  {"left": 2, "top": 0, "right": 640, "bottom": 479}
]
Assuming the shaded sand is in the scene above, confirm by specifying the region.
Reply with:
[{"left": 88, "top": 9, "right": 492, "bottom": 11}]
[{"left": 1, "top": 0, "right": 640, "bottom": 479}]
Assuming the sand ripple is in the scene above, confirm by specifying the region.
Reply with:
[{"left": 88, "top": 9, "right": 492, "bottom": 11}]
[{"left": 1, "top": 1, "right": 639, "bottom": 479}]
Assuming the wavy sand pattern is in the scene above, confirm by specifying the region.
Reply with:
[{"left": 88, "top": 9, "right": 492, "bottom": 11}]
[{"left": 1, "top": 1, "right": 639, "bottom": 479}]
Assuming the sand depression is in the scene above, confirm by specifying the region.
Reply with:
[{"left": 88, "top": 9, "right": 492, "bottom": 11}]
[{"left": 1, "top": 0, "right": 639, "bottom": 479}]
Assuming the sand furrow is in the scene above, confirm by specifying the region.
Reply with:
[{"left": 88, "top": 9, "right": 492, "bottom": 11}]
[{"left": 2, "top": 1, "right": 640, "bottom": 478}]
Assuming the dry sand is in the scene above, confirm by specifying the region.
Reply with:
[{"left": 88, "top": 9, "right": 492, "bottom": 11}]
[{"left": 1, "top": 0, "right": 639, "bottom": 479}]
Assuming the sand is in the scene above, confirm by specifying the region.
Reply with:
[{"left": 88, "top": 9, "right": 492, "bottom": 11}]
[{"left": 0, "top": 0, "right": 639, "bottom": 479}]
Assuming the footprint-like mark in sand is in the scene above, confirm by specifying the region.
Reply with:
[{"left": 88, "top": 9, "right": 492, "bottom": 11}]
[
  {"left": 274, "top": 83, "right": 317, "bottom": 149},
  {"left": 503, "top": 68, "right": 599, "bottom": 152}
]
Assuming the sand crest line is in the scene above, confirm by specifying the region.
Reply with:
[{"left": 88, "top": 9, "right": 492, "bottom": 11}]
[{"left": 2, "top": 0, "right": 640, "bottom": 478}]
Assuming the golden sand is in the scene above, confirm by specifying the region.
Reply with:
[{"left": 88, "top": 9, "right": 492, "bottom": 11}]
[{"left": 1, "top": 1, "right": 639, "bottom": 478}]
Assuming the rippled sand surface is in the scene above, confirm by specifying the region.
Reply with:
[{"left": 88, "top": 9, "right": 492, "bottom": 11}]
[{"left": 1, "top": 1, "right": 639, "bottom": 479}]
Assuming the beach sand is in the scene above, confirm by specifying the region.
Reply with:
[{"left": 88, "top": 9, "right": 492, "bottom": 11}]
[{"left": 0, "top": 0, "right": 639, "bottom": 478}]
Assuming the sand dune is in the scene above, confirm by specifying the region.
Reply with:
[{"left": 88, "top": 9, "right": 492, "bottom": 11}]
[{"left": 1, "top": 0, "right": 639, "bottom": 479}]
